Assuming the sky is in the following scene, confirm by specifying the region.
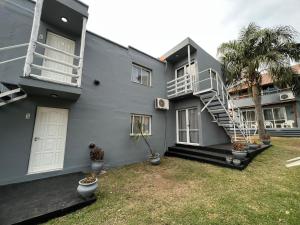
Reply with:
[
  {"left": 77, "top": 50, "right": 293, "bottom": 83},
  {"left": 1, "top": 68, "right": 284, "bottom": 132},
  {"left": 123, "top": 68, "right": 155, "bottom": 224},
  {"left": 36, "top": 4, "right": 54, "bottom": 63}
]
[{"left": 81, "top": 0, "right": 300, "bottom": 60}]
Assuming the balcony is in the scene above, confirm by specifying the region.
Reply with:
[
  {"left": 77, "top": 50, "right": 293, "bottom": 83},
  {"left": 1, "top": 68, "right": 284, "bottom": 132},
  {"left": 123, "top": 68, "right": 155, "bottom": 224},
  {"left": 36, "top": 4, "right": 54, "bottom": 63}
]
[
  {"left": 229, "top": 88, "right": 295, "bottom": 108},
  {"left": 19, "top": 0, "right": 88, "bottom": 100},
  {"left": 167, "top": 74, "right": 193, "bottom": 99}
]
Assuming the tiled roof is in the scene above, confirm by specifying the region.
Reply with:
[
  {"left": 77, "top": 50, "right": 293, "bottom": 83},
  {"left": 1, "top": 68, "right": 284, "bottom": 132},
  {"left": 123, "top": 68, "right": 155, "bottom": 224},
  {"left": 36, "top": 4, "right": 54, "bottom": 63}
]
[{"left": 228, "top": 64, "right": 300, "bottom": 93}]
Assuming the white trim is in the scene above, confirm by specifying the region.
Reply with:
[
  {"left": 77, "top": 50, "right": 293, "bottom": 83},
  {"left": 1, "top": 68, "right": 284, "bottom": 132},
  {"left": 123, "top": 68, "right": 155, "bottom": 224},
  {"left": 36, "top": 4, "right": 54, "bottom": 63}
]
[
  {"left": 0, "top": 88, "right": 21, "bottom": 98},
  {"left": 131, "top": 64, "right": 152, "bottom": 87},
  {"left": 29, "top": 74, "right": 78, "bottom": 86},
  {"left": 27, "top": 107, "right": 69, "bottom": 174},
  {"left": 130, "top": 114, "right": 152, "bottom": 135},
  {"left": 176, "top": 107, "right": 199, "bottom": 145}
]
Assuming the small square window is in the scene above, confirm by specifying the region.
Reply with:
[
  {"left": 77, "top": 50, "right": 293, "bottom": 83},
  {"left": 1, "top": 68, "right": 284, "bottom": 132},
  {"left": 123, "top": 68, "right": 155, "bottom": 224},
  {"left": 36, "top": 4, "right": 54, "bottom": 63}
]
[
  {"left": 131, "top": 114, "right": 152, "bottom": 135},
  {"left": 131, "top": 64, "right": 151, "bottom": 86}
]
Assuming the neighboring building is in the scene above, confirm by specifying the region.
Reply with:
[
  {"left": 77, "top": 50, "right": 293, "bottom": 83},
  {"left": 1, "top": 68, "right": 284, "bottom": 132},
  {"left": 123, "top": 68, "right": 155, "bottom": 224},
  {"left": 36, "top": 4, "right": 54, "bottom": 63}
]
[
  {"left": 0, "top": 0, "right": 250, "bottom": 185},
  {"left": 228, "top": 65, "right": 300, "bottom": 136}
]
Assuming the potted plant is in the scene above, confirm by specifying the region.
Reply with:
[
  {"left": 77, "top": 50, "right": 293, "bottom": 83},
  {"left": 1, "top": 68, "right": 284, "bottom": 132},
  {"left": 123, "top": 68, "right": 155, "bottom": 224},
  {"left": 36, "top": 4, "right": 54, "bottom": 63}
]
[
  {"left": 233, "top": 158, "right": 241, "bottom": 166},
  {"left": 89, "top": 143, "right": 104, "bottom": 174},
  {"left": 226, "top": 155, "right": 233, "bottom": 164},
  {"left": 248, "top": 141, "right": 260, "bottom": 149},
  {"left": 77, "top": 175, "right": 98, "bottom": 199},
  {"left": 261, "top": 134, "right": 271, "bottom": 145},
  {"left": 134, "top": 122, "right": 161, "bottom": 165},
  {"left": 232, "top": 142, "right": 247, "bottom": 159}
]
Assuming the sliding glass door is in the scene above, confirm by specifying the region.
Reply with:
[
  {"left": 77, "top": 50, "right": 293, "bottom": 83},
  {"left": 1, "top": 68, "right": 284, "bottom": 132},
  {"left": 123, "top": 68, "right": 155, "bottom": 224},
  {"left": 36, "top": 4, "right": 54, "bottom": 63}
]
[{"left": 176, "top": 108, "right": 199, "bottom": 145}]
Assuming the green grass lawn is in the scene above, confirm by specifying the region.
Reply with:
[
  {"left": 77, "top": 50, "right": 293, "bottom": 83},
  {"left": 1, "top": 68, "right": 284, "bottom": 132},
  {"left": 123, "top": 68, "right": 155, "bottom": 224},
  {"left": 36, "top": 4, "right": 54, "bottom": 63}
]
[{"left": 46, "top": 137, "right": 300, "bottom": 225}]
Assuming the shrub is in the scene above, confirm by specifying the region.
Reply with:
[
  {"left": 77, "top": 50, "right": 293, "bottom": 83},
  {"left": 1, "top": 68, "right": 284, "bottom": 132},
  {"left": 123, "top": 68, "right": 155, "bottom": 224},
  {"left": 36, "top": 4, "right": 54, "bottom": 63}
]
[
  {"left": 89, "top": 143, "right": 104, "bottom": 161},
  {"left": 233, "top": 142, "right": 245, "bottom": 151}
]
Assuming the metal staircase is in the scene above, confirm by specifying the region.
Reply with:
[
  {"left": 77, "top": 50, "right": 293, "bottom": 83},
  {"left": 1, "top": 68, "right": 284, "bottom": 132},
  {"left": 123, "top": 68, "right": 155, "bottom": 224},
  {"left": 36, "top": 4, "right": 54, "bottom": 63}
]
[
  {"left": 0, "top": 82, "right": 27, "bottom": 107},
  {"left": 0, "top": 43, "right": 28, "bottom": 107},
  {"left": 193, "top": 68, "right": 249, "bottom": 143}
]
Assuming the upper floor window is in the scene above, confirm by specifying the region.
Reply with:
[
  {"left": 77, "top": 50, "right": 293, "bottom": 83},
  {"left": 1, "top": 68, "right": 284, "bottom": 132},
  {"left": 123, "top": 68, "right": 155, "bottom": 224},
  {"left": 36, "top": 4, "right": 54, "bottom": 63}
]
[{"left": 131, "top": 64, "right": 151, "bottom": 86}]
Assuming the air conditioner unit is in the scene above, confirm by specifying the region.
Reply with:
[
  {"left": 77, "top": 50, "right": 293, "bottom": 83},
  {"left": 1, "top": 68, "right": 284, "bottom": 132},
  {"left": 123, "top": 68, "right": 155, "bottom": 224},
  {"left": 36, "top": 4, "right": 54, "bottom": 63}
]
[
  {"left": 280, "top": 92, "right": 294, "bottom": 101},
  {"left": 155, "top": 98, "right": 169, "bottom": 110}
]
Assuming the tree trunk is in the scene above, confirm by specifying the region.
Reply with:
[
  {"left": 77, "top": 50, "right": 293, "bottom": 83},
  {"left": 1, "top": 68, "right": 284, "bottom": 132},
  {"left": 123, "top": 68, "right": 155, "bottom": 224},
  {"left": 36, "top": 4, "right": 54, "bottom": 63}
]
[{"left": 252, "top": 84, "right": 266, "bottom": 139}]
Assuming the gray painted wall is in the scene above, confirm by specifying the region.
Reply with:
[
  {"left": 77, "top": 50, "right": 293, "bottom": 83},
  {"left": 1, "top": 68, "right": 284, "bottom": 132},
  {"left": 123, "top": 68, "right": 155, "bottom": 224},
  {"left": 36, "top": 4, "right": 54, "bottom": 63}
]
[{"left": 0, "top": 0, "right": 229, "bottom": 185}]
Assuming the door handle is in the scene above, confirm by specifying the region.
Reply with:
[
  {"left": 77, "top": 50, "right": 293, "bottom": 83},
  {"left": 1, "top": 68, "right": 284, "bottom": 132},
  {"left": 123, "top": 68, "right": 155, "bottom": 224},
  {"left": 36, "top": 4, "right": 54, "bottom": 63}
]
[{"left": 34, "top": 137, "right": 40, "bottom": 141}]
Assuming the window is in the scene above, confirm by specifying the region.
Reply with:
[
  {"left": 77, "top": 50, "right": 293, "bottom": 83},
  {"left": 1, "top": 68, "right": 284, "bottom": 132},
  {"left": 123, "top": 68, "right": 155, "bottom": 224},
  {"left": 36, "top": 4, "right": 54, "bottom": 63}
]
[
  {"left": 263, "top": 107, "right": 287, "bottom": 128},
  {"left": 130, "top": 114, "right": 152, "bottom": 135},
  {"left": 175, "top": 61, "right": 196, "bottom": 79},
  {"left": 131, "top": 64, "right": 151, "bottom": 86}
]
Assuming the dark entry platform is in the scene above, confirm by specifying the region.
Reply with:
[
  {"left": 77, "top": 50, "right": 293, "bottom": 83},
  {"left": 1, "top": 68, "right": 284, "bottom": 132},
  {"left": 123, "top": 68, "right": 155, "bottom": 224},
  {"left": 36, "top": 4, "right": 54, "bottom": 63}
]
[
  {"left": 0, "top": 172, "right": 96, "bottom": 225},
  {"left": 165, "top": 143, "right": 271, "bottom": 170}
]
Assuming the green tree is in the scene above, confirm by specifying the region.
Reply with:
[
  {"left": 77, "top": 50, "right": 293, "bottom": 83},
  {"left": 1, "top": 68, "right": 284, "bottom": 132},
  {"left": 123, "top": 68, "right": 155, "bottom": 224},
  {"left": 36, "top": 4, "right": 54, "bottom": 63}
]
[{"left": 218, "top": 23, "right": 300, "bottom": 139}]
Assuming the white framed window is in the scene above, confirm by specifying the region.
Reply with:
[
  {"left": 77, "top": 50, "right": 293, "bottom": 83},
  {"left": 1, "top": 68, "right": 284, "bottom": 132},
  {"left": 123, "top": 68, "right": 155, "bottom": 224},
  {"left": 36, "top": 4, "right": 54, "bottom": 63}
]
[
  {"left": 131, "top": 64, "right": 152, "bottom": 86},
  {"left": 175, "top": 61, "right": 196, "bottom": 79},
  {"left": 130, "top": 114, "right": 152, "bottom": 135}
]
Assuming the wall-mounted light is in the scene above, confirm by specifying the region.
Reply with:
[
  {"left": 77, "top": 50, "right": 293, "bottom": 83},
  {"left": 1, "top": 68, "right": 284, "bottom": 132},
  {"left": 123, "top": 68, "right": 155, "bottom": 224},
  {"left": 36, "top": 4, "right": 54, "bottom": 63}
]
[
  {"left": 94, "top": 80, "right": 100, "bottom": 86},
  {"left": 61, "top": 17, "right": 68, "bottom": 23},
  {"left": 50, "top": 94, "right": 58, "bottom": 98}
]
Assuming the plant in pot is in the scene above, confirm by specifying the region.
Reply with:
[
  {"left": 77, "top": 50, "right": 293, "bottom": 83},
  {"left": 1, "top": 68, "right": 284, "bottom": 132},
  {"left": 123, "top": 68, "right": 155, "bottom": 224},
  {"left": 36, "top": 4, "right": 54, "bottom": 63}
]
[
  {"left": 226, "top": 155, "right": 233, "bottom": 164},
  {"left": 77, "top": 174, "right": 98, "bottom": 199},
  {"left": 89, "top": 143, "right": 104, "bottom": 174},
  {"left": 133, "top": 122, "right": 160, "bottom": 165},
  {"left": 232, "top": 142, "right": 247, "bottom": 159},
  {"left": 248, "top": 141, "right": 260, "bottom": 149},
  {"left": 232, "top": 158, "right": 241, "bottom": 166},
  {"left": 261, "top": 134, "right": 271, "bottom": 145}
]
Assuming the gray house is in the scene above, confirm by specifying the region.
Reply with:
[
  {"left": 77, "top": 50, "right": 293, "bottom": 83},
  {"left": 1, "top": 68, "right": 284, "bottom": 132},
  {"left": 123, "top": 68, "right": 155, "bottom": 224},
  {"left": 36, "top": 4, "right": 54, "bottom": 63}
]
[
  {"left": 228, "top": 66, "right": 300, "bottom": 137},
  {"left": 0, "top": 0, "right": 251, "bottom": 185}
]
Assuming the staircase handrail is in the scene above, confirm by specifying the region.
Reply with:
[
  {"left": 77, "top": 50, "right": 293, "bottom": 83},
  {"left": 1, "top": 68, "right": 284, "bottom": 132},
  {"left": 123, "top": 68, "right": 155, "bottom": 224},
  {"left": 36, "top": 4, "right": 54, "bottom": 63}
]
[
  {"left": 0, "top": 43, "right": 29, "bottom": 65},
  {"left": 212, "top": 69, "right": 249, "bottom": 142},
  {"left": 195, "top": 68, "right": 249, "bottom": 142}
]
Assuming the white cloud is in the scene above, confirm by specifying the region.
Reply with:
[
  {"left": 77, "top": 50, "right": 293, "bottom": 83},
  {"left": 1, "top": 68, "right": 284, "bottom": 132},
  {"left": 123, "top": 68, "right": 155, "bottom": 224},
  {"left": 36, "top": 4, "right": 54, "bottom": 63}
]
[{"left": 81, "top": 0, "right": 300, "bottom": 59}]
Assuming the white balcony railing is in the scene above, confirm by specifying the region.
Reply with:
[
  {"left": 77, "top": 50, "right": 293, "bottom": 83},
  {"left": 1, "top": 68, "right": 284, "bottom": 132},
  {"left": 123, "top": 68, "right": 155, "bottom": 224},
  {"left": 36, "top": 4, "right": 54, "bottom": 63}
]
[
  {"left": 27, "top": 41, "right": 82, "bottom": 86},
  {"left": 167, "top": 74, "right": 193, "bottom": 98}
]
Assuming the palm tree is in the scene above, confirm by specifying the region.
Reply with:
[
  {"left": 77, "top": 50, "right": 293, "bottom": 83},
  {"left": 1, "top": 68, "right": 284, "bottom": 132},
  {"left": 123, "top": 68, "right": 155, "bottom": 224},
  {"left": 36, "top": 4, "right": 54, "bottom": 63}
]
[{"left": 218, "top": 23, "right": 300, "bottom": 139}]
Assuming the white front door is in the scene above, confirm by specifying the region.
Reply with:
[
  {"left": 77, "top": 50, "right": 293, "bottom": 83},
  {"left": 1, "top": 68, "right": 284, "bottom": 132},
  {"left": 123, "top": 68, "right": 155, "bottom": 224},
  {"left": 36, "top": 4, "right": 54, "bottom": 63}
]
[
  {"left": 176, "top": 108, "right": 199, "bottom": 145},
  {"left": 42, "top": 32, "right": 75, "bottom": 84},
  {"left": 28, "top": 107, "right": 69, "bottom": 174}
]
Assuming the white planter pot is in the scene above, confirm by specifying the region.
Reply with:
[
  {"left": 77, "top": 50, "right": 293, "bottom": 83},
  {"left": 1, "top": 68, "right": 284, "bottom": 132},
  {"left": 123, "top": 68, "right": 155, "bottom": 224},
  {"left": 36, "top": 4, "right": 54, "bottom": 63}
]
[
  {"left": 91, "top": 160, "right": 104, "bottom": 174},
  {"left": 149, "top": 153, "right": 161, "bottom": 165},
  {"left": 232, "top": 150, "right": 247, "bottom": 159},
  {"left": 77, "top": 178, "right": 98, "bottom": 199},
  {"left": 233, "top": 159, "right": 241, "bottom": 166}
]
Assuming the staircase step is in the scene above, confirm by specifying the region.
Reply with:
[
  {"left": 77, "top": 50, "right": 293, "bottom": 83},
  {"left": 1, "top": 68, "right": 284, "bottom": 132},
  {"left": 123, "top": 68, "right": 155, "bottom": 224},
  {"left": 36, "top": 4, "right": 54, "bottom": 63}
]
[
  {"left": 202, "top": 98, "right": 220, "bottom": 104},
  {"left": 165, "top": 151, "right": 246, "bottom": 170},
  {"left": 210, "top": 108, "right": 226, "bottom": 114},
  {"left": 168, "top": 146, "right": 228, "bottom": 161},
  {"left": 200, "top": 93, "right": 216, "bottom": 100}
]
